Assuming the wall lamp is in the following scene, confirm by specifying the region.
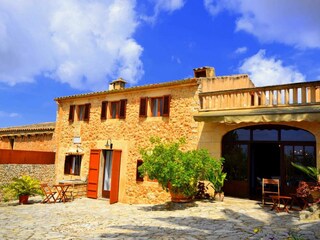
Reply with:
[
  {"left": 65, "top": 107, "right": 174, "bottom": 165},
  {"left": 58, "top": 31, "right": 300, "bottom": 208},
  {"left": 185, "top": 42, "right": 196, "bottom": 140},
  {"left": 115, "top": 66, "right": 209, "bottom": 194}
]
[{"left": 105, "top": 139, "right": 113, "bottom": 149}]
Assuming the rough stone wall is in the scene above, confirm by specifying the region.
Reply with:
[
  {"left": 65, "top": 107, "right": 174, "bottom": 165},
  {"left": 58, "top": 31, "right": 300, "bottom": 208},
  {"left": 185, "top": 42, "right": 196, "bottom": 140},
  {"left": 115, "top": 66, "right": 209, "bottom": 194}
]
[
  {"left": 55, "top": 82, "right": 201, "bottom": 204},
  {"left": 0, "top": 164, "right": 55, "bottom": 201},
  {"left": 0, "top": 134, "right": 55, "bottom": 152}
]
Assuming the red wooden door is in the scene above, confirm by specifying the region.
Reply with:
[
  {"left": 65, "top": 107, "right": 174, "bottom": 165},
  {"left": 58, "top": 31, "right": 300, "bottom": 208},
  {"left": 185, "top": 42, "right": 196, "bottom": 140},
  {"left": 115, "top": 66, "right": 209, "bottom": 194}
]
[
  {"left": 110, "top": 150, "right": 121, "bottom": 204},
  {"left": 87, "top": 149, "right": 101, "bottom": 198}
]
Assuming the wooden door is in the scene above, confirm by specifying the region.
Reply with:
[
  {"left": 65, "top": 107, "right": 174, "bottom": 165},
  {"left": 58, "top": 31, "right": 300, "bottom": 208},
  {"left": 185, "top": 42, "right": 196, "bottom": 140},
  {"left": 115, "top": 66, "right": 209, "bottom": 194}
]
[
  {"left": 87, "top": 149, "right": 101, "bottom": 198},
  {"left": 110, "top": 150, "right": 121, "bottom": 204}
]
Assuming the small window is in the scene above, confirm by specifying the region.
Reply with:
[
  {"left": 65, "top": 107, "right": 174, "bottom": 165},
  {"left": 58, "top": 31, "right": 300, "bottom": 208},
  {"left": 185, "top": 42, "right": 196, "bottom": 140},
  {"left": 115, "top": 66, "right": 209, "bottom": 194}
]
[
  {"left": 150, "top": 95, "right": 170, "bottom": 117},
  {"left": 78, "top": 105, "right": 85, "bottom": 120},
  {"left": 77, "top": 104, "right": 90, "bottom": 121},
  {"left": 136, "top": 160, "right": 144, "bottom": 182},
  {"left": 64, "top": 155, "right": 82, "bottom": 175},
  {"left": 109, "top": 99, "right": 127, "bottom": 119},
  {"left": 151, "top": 97, "right": 163, "bottom": 117},
  {"left": 111, "top": 102, "right": 119, "bottom": 119}
]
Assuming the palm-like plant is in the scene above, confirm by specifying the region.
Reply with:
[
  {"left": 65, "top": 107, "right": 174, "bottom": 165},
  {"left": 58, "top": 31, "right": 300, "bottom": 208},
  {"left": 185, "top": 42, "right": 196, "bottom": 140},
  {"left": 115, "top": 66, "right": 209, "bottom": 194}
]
[
  {"left": 291, "top": 162, "right": 320, "bottom": 183},
  {"left": 1, "top": 175, "right": 42, "bottom": 202}
]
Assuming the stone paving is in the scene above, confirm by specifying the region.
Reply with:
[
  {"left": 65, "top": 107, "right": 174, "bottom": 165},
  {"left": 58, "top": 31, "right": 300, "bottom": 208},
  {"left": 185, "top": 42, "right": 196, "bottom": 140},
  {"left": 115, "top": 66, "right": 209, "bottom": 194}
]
[{"left": 0, "top": 196, "right": 319, "bottom": 240}]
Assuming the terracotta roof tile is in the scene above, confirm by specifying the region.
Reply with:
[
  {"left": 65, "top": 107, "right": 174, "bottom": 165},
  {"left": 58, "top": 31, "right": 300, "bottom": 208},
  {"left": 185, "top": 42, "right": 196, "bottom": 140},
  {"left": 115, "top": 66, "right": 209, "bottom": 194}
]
[
  {"left": 54, "top": 78, "right": 198, "bottom": 101},
  {"left": 0, "top": 122, "right": 55, "bottom": 133}
]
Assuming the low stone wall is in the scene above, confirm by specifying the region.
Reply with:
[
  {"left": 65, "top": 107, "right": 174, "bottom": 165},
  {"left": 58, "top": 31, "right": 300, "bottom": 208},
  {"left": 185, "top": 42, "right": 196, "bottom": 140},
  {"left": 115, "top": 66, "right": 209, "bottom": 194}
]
[
  {"left": 0, "top": 164, "right": 55, "bottom": 201},
  {"left": 58, "top": 180, "right": 87, "bottom": 199}
]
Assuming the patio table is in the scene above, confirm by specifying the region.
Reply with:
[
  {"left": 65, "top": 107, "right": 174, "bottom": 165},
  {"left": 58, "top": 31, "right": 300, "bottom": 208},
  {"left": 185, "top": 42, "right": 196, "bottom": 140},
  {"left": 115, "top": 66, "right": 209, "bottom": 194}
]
[
  {"left": 271, "top": 195, "right": 292, "bottom": 213},
  {"left": 54, "top": 183, "right": 72, "bottom": 203}
]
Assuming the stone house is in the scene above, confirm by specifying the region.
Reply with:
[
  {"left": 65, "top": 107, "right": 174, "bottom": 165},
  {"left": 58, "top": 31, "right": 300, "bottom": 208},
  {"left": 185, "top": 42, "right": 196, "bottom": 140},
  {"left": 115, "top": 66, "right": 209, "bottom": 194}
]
[
  {"left": 54, "top": 66, "right": 320, "bottom": 204},
  {"left": 0, "top": 123, "right": 56, "bottom": 200}
]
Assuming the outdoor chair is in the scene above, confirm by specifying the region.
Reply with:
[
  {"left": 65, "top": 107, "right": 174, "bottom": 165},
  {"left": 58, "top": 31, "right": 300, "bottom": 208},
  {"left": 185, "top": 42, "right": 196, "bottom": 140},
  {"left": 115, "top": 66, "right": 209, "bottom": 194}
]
[
  {"left": 262, "top": 178, "right": 280, "bottom": 205},
  {"left": 40, "top": 183, "right": 57, "bottom": 203}
]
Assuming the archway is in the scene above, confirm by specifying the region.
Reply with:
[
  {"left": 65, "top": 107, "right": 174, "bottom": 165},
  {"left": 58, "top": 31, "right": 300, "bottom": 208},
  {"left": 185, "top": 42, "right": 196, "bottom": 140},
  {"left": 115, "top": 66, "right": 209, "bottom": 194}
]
[{"left": 222, "top": 125, "right": 316, "bottom": 199}]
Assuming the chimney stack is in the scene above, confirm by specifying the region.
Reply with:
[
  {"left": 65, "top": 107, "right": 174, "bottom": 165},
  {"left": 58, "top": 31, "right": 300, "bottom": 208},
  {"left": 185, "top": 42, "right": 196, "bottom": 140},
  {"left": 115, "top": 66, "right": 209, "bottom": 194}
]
[
  {"left": 193, "top": 66, "right": 215, "bottom": 78},
  {"left": 109, "top": 77, "right": 127, "bottom": 90}
]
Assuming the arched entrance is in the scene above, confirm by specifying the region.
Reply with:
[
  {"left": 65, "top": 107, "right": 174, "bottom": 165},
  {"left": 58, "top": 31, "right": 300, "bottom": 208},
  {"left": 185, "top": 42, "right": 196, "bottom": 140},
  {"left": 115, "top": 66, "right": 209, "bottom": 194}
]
[{"left": 222, "top": 125, "right": 316, "bottom": 199}]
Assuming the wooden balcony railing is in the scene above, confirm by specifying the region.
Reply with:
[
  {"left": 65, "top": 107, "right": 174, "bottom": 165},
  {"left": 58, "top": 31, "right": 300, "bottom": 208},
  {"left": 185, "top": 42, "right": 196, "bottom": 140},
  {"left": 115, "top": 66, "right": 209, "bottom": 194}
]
[{"left": 199, "top": 81, "right": 320, "bottom": 111}]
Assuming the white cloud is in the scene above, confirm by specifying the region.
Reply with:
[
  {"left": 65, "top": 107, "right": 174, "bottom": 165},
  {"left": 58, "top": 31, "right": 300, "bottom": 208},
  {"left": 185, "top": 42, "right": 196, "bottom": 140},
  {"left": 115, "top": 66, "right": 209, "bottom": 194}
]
[
  {"left": 239, "top": 50, "right": 305, "bottom": 86},
  {"left": 235, "top": 47, "right": 247, "bottom": 55},
  {"left": 204, "top": 0, "right": 320, "bottom": 48},
  {"left": 0, "top": 0, "right": 144, "bottom": 91},
  {"left": 155, "top": 0, "right": 185, "bottom": 13},
  {"left": 171, "top": 55, "right": 181, "bottom": 64},
  {"left": 141, "top": 0, "right": 185, "bottom": 24},
  {"left": 0, "top": 111, "right": 20, "bottom": 118}
]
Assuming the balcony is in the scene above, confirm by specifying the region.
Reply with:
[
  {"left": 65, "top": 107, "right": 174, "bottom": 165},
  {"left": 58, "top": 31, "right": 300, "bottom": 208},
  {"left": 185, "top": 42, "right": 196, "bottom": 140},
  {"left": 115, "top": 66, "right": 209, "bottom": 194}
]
[{"left": 194, "top": 81, "right": 320, "bottom": 123}]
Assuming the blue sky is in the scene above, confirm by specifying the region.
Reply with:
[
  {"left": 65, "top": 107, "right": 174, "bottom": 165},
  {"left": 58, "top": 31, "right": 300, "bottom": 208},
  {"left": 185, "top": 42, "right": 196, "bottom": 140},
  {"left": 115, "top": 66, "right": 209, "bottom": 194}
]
[{"left": 1, "top": 0, "right": 320, "bottom": 127}]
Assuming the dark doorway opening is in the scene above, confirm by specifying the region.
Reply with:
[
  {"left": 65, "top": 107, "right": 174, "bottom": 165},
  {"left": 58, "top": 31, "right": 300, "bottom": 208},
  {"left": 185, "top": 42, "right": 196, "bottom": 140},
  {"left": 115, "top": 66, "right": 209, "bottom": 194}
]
[
  {"left": 250, "top": 143, "right": 280, "bottom": 198},
  {"left": 222, "top": 125, "right": 316, "bottom": 199}
]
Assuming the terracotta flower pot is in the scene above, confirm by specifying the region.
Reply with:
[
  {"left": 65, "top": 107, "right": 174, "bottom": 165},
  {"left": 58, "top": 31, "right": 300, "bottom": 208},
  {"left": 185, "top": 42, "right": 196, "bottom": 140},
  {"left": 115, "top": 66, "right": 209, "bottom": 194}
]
[
  {"left": 19, "top": 195, "right": 29, "bottom": 205},
  {"left": 170, "top": 191, "right": 193, "bottom": 203},
  {"left": 168, "top": 183, "right": 193, "bottom": 203}
]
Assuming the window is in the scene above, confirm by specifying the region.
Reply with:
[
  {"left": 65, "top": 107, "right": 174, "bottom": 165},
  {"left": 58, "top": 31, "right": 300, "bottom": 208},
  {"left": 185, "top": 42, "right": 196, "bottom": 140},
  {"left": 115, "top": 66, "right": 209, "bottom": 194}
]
[
  {"left": 136, "top": 160, "right": 144, "bottom": 182},
  {"left": 78, "top": 105, "right": 85, "bottom": 120},
  {"left": 77, "top": 104, "right": 90, "bottom": 121},
  {"left": 108, "top": 99, "right": 127, "bottom": 119},
  {"left": 111, "top": 102, "right": 119, "bottom": 119},
  {"left": 151, "top": 97, "right": 163, "bottom": 116},
  {"left": 69, "top": 104, "right": 90, "bottom": 122},
  {"left": 64, "top": 155, "right": 82, "bottom": 175},
  {"left": 140, "top": 95, "right": 170, "bottom": 117}
]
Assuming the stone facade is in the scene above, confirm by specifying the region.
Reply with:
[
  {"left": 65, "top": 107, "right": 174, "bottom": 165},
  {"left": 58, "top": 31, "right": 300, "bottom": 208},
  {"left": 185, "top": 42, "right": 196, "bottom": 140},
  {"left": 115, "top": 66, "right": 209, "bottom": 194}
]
[
  {"left": 55, "top": 79, "right": 201, "bottom": 204},
  {"left": 0, "top": 164, "right": 55, "bottom": 201},
  {"left": 54, "top": 67, "right": 320, "bottom": 204},
  {"left": 0, "top": 122, "right": 56, "bottom": 202}
]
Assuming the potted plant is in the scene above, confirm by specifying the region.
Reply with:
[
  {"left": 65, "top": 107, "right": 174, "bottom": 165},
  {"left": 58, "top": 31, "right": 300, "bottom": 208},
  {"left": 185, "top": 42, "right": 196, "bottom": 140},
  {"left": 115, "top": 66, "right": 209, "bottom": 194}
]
[
  {"left": 207, "top": 159, "right": 227, "bottom": 201},
  {"left": 1, "top": 175, "right": 42, "bottom": 204},
  {"left": 139, "top": 137, "right": 222, "bottom": 202},
  {"left": 291, "top": 162, "right": 320, "bottom": 203}
]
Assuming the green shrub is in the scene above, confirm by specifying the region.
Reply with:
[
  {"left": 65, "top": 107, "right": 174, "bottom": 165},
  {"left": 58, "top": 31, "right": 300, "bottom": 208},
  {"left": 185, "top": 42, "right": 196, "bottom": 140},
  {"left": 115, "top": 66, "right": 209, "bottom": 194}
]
[
  {"left": 1, "top": 175, "right": 42, "bottom": 202},
  {"left": 139, "top": 137, "right": 224, "bottom": 197}
]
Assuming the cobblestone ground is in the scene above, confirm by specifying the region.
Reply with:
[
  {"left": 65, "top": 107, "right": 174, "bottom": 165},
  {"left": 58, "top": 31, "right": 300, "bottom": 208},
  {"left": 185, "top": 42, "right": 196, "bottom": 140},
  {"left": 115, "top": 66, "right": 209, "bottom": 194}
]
[{"left": 0, "top": 197, "right": 319, "bottom": 240}]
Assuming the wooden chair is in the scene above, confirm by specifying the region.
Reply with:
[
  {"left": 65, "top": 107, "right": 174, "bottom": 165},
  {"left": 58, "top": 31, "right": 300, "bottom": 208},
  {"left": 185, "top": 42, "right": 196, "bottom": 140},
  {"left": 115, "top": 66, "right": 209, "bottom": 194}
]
[
  {"left": 40, "top": 183, "right": 57, "bottom": 203},
  {"left": 262, "top": 178, "right": 280, "bottom": 205}
]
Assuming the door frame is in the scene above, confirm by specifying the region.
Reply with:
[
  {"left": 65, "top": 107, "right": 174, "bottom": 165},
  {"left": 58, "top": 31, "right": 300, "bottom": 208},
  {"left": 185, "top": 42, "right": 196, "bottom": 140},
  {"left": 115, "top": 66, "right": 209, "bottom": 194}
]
[{"left": 87, "top": 149, "right": 122, "bottom": 204}]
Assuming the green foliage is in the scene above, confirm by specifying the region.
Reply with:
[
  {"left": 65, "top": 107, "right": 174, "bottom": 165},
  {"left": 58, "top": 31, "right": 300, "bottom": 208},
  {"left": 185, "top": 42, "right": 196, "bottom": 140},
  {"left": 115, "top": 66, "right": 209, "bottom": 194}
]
[
  {"left": 1, "top": 175, "right": 42, "bottom": 201},
  {"left": 207, "top": 158, "right": 227, "bottom": 193},
  {"left": 139, "top": 137, "right": 224, "bottom": 197},
  {"left": 291, "top": 162, "right": 320, "bottom": 182}
]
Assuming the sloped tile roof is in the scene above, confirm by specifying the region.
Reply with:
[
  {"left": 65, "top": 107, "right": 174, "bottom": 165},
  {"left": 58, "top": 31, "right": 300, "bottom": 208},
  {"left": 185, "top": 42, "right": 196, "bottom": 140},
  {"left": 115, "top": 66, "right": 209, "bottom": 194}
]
[
  {"left": 0, "top": 122, "right": 55, "bottom": 136},
  {"left": 54, "top": 78, "right": 198, "bottom": 101}
]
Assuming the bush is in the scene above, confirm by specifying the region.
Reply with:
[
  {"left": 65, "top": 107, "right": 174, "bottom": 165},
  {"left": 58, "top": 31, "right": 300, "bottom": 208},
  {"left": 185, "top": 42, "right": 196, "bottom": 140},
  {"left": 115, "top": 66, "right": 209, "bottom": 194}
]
[
  {"left": 1, "top": 175, "right": 42, "bottom": 202},
  {"left": 139, "top": 137, "right": 224, "bottom": 198}
]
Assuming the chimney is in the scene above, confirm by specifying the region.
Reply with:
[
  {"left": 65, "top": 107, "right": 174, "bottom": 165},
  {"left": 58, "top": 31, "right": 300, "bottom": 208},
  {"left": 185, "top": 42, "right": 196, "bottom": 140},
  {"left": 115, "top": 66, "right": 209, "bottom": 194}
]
[
  {"left": 109, "top": 77, "right": 127, "bottom": 90},
  {"left": 193, "top": 66, "right": 215, "bottom": 78}
]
